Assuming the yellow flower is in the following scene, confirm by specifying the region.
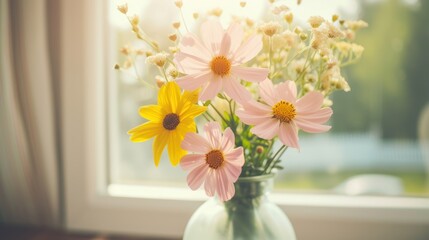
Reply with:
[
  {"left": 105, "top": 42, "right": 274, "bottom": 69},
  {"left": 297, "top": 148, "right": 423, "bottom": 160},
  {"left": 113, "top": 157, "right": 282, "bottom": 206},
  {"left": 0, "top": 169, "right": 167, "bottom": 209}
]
[{"left": 128, "top": 82, "right": 206, "bottom": 166}]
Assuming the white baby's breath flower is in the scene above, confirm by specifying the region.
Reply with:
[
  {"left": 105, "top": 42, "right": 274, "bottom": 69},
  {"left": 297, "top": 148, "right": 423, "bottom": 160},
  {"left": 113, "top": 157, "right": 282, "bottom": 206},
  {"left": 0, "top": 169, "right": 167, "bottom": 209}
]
[
  {"left": 174, "top": 0, "right": 183, "bottom": 8},
  {"left": 325, "top": 22, "right": 345, "bottom": 39},
  {"left": 308, "top": 16, "right": 324, "bottom": 28},
  {"left": 123, "top": 59, "right": 132, "bottom": 69},
  {"left": 168, "top": 33, "right": 177, "bottom": 41},
  {"left": 146, "top": 52, "right": 169, "bottom": 67},
  {"left": 117, "top": 4, "right": 128, "bottom": 14},
  {"left": 245, "top": 18, "right": 254, "bottom": 27},
  {"left": 292, "top": 59, "right": 307, "bottom": 74},
  {"left": 351, "top": 43, "right": 364, "bottom": 56},
  {"left": 311, "top": 28, "right": 328, "bottom": 50},
  {"left": 169, "top": 46, "right": 179, "bottom": 54},
  {"left": 260, "top": 21, "right": 281, "bottom": 37},
  {"left": 305, "top": 73, "right": 317, "bottom": 83},
  {"left": 208, "top": 8, "right": 223, "bottom": 17},
  {"left": 337, "top": 77, "right": 351, "bottom": 92},
  {"left": 281, "top": 30, "right": 299, "bottom": 48},
  {"left": 167, "top": 66, "right": 179, "bottom": 79},
  {"left": 323, "top": 98, "right": 333, "bottom": 107},
  {"left": 131, "top": 15, "right": 139, "bottom": 26},
  {"left": 272, "top": 5, "right": 289, "bottom": 15},
  {"left": 304, "top": 83, "right": 314, "bottom": 92},
  {"left": 284, "top": 12, "right": 293, "bottom": 24},
  {"left": 120, "top": 45, "right": 131, "bottom": 55},
  {"left": 346, "top": 20, "right": 368, "bottom": 31},
  {"left": 345, "top": 29, "right": 355, "bottom": 40},
  {"left": 155, "top": 75, "right": 165, "bottom": 88},
  {"left": 335, "top": 42, "right": 352, "bottom": 55}
]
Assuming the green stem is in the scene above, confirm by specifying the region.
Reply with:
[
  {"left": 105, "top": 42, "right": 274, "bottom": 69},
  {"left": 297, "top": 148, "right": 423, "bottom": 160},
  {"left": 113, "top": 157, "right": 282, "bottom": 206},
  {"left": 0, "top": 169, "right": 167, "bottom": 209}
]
[
  {"left": 204, "top": 112, "right": 216, "bottom": 121},
  {"left": 131, "top": 56, "right": 155, "bottom": 89},
  {"left": 263, "top": 145, "right": 286, "bottom": 174},
  {"left": 269, "top": 37, "right": 273, "bottom": 78},
  {"left": 179, "top": 9, "right": 190, "bottom": 32},
  {"left": 267, "top": 146, "right": 287, "bottom": 173},
  {"left": 209, "top": 102, "right": 228, "bottom": 123},
  {"left": 161, "top": 66, "right": 169, "bottom": 82}
]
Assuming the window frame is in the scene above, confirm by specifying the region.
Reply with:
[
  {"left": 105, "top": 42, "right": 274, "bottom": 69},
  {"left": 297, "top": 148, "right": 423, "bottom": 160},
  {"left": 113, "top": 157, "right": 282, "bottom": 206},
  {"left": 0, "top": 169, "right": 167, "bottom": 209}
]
[{"left": 62, "top": 0, "right": 429, "bottom": 239}]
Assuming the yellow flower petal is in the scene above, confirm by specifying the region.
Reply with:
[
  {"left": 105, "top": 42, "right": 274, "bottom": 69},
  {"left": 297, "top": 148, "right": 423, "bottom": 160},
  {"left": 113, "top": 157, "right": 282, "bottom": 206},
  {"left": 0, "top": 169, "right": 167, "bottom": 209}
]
[
  {"left": 181, "top": 89, "right": 200, "bottom": 104},
  {"left": 177, "top": 88, "right": 200, "bottom": 115},
  {"left": 139, "top": 105, "right": 164, "bottom": 122},
  {"left": 167, "top": 131, "right": 187, "bottom": 166},
  {"left": 128, "top": 122, "right": 162, "bottom": 142},
  {"left": 153, "top": 131, "right": 169, "bottom": 166},
  {"left": 177, "top": 119, "right": 196, "bottom": 135},
  {"left": 130, "top": 82, "right": 204, "bottom": 166},
  {"left": 180, "top": 105, "right": 207, "bottom": 121},
  {"left": 158, "top": 82, "right": 180, "bottom": 113},
  {"left": 157, "top": 82, "right": 171, "bottom": 113}
]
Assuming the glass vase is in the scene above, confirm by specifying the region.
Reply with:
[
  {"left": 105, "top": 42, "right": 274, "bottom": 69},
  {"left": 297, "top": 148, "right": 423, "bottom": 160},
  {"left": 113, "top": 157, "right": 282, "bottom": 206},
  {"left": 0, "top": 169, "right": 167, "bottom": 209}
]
[{"left": 183, "top": 174, "right": 296, "bottom": 240}]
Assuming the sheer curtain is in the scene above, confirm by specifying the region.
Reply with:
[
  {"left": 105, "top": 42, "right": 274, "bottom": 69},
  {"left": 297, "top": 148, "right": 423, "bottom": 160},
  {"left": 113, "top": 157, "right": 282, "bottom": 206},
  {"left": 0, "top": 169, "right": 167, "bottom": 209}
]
[{"left": 0, "top": 0, "right": 60, "bottom": 227}]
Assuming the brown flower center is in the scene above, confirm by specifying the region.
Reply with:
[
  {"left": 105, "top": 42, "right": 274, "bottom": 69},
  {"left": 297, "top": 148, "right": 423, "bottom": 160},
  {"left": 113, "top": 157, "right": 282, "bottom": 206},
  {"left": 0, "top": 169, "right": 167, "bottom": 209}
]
[
  {"left": 205, "top": 150, "right": 224, "bottom": 169},
  {"left": 272, "top": 100, "right": 296, "bottom": 123},
  {"left": 210, "top": 55, "right": 231, "bottom": 77},
  {"left": 162, "top": 113, "right": 180, "bottom": 130}
]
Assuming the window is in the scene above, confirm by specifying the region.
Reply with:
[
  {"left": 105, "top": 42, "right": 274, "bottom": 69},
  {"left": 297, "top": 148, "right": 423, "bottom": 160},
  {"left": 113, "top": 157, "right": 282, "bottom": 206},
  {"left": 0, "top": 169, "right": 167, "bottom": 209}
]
[
  {"left": 63, "top": 0, "right": 429, "bottom": 239},
  {"left": 109, "top": 0, "right": 428, "bottom": 197}
]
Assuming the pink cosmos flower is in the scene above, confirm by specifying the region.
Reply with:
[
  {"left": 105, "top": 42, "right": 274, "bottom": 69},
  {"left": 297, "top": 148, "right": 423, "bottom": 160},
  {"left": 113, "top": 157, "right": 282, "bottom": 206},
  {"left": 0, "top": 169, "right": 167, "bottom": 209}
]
[
  {"left": 174, "top": 20, "right": 269, "bottom": 104},
  {"left": 180, "top": 122, "right": 245, "bottom": 201},
  {"left": 237, "top": 79, "right": 333, "bottom": 149}
]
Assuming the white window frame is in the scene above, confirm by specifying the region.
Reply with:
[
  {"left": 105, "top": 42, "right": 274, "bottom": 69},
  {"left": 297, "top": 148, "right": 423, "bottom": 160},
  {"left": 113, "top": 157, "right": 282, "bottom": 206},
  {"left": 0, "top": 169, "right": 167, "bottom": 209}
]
[{"left": 62, "top": 0, "right": 429, "bottom": 239}]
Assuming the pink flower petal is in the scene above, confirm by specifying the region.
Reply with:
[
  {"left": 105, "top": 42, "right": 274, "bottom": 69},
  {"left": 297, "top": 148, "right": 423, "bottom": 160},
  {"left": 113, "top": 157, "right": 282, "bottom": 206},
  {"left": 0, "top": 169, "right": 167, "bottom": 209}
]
[
  {"left": 216, "top": 169, "right": 235, "bottom": 201},
  {"left": 220, "top": 127, "right": 235, "bottom": 152},
  {"left": 204, "top": 122, "right": 222, "bottom": 149},
  {"left": 219, "top": 33, "right": 231, "bottom": 56},
  {"left": 179, "top": 33, "right": 212, "bottom": 61},
  {"left": 224, "top": 147, "right": 244, "bottom": 166},
  {"left": 294, "top": 118, "right": 331, "bottom": 133},
  {"left": 223, "top": 76, "right": 252, "bottom": 105},
  {"left": 176, "top": 71, "right": 212, "bottom": 90},
  {"left": 297, "top": 107, "right": 333, "bottom": 124},
  {"left": 174, "top": 52, "right": 210, "bottom": 75},
  {"left": 232, "top": 66, "right": 269, "bottom": 83},
  {"left": 241, "top": 100, "right": 272, "bottom": 114},
  {"left": 223, "top": 163, "right": 242, "bottom": 183},
  {"left": 236, "top": 109, "right": 272, "bottom": 125},
  {"left": 276, "top": 80, "right": 297, "bottom": 103},
  {"left": 180, "top": 154, "right": 206, "bottom": 171},
  {"left": 181, "top": 132, "right": 212, "bottom": 153},
  {"left": 204, "top": 169, "right": 216, "bottom": 197},
  {"left": 233, "top": 35, "right": 262, "bottom": 64},
  {"left": 251, "top": 118, "right": 280, "bottom": 140},
  {"left": 201, "top": 20, "right": 224, "bottom": 54},
  {"left": 226, "top": 22, "right": 244, "bottom": 54},
  {"left": 199, "top": 76, "right": 223, "bottom": 101},
  {"left": 295, "top": 91, "right": 324, "bottom": 113},
  {"left": 259, "top": 78, "right": 277, "bottom": 106},
  {"left": 278, "top": 122, "right": 300, "bottom": 149},
  {"left": 187, "top": 164, "right": 209, "bottom": 190}
]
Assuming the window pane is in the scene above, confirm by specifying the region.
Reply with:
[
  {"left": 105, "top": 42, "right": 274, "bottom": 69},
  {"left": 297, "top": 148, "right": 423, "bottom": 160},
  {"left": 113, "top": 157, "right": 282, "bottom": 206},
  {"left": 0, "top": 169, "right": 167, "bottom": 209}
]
[{"left": 108, "top": 0, "right": 429, "bottom": 196}]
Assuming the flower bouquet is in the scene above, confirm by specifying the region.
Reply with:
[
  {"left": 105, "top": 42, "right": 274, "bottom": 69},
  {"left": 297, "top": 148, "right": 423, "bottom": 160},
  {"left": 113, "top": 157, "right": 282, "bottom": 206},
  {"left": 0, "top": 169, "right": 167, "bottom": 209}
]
[{"left": 117, "top": 1, "right": 366, "bottom": 239}]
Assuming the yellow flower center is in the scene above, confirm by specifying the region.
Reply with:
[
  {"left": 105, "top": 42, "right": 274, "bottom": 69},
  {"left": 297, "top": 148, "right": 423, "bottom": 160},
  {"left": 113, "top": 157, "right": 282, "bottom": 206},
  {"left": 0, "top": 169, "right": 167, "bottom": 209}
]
[
  {"left": 272, "top": 100, "right": 296, "bottom": 123},
  {"left": 210, "top": 56, "right": 231, "bottom": 77},
  {"left": 163, "top": 113, "right": 180, "bottom": 130},
  {"left": 206, "top": 150, "right": 224, "bottom": 169}
]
